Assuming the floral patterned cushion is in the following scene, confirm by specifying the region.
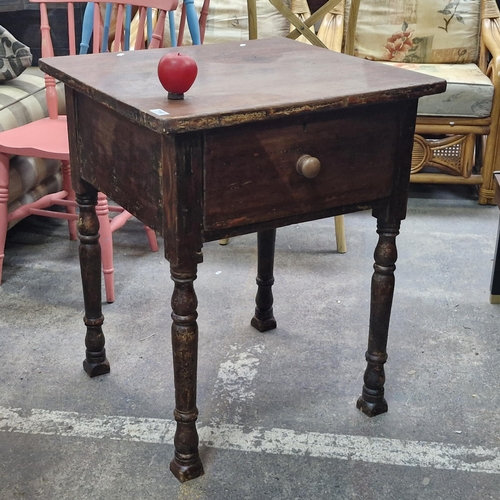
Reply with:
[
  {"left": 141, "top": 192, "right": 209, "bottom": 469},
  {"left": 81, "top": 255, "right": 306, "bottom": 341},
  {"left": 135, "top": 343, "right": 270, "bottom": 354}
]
[
  {"left": 0, "top": 25, "right": 33, "bottom": 81},
  {"left": 349, "top": 0, "right": 481, "bottom": 64},
  {"left": 383, "top": 62, "right": 494, "bottom": 117}
]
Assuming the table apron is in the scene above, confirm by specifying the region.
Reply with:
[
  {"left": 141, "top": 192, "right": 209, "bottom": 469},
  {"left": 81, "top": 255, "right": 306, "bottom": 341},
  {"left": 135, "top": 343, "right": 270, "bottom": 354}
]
[
  {"left": 68, "top": 91, "right": 416, "bottom": 244},
  {"left": 203, "top": 102, "right": 411, "bottom": 232}
]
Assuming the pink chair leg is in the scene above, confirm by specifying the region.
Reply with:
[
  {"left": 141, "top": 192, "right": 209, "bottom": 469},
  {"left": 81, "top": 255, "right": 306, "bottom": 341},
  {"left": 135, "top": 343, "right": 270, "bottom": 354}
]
[
  {"left": 61, "top": 160, "right": 77, "bottom": 240},
  {"left": 199, "top": 0, "right": 210, "bottom": 43},
  {"left": 96, "top": 192, "right": 115, "bottom": 303},
  {"left": 0, "top": 153, "right": 10, "bottom": 284},
  {"left": 109, "top": 207, "right": 159, "bottom": 253},
  {"left": 145, "top": 226, "right": 159, "bottom": 252}
]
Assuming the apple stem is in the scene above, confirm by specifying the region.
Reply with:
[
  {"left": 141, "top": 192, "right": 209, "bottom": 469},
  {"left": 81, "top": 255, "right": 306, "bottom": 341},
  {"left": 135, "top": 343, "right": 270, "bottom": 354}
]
[{"left": 168, "top": 92, "right": 185, "bottom": 100}]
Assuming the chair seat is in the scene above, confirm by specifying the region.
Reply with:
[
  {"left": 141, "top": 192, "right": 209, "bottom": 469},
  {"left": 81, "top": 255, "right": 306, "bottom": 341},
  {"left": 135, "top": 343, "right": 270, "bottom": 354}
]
[
  {"left": 0, "top": 116, "right": 69, "bottom": 159},
  {"left": 383, "top": 62, "right": 494, "bottom": 119}
]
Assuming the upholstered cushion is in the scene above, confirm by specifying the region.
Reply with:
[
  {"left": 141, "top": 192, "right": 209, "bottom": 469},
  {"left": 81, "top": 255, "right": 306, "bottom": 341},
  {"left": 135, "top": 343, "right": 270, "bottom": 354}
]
[
  {"left": 0, "top": 67, "right": 65, "bottom": 132},
  {"left": 165, "top": 0, "right": 291, "bottom": 45},
  {"left": 7, "top": 156, "right": 63, "bottom": 228},
  {"left": 0, "top": 25, "right": 33, "bottom": 81},
  {"left": 347, "top": 0, "right": 481, "bottom": 64},
  {"left": 8, "top": 155, "right": 62, "bottom": 203},
  {"left": 383, "top": 62, "right": 494, "bottom": 118},
  {"left": 8, "top": 172, "right": 63, "bottom": 229}
]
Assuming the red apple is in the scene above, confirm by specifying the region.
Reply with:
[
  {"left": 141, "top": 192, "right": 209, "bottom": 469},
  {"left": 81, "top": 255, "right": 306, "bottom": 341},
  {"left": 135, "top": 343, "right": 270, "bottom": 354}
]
[{"left": 157, "top": 52, "right": 198, "bottom": 100}]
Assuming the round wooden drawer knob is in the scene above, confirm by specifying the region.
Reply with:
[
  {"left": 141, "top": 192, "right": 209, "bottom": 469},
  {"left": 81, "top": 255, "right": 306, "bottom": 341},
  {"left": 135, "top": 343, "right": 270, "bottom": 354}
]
[{"left": 296, "top": 154, "right": 321, "bottom": 178}]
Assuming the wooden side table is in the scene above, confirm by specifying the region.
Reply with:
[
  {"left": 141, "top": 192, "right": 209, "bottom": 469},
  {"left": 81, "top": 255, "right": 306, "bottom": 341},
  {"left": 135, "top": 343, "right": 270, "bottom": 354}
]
[{"left": 40, "top": 38, "right": 445, "bottom": 482}]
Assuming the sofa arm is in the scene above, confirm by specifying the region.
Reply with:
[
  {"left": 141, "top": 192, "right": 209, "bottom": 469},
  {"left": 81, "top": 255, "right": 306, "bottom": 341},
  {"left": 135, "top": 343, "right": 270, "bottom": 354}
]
[{"left": 0, "top": 66, "right": 65, "bottom": 132}]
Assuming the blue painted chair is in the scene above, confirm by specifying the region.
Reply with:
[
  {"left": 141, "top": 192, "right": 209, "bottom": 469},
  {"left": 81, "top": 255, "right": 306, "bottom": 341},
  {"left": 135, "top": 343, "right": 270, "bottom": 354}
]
[{"left": 80, "top": 0, "right": 208, "bottom": 53}]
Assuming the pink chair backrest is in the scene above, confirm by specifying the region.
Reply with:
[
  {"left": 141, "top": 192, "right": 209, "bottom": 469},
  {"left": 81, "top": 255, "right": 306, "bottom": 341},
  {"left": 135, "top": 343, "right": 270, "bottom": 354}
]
[{"left": 30, "top": 0, "right": 179, "bottom": 119}]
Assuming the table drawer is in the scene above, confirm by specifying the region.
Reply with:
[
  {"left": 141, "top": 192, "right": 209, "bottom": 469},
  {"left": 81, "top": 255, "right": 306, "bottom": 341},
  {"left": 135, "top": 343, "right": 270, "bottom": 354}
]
[{"left": 203, "top": 104, "right": 404, "bottom": 231}]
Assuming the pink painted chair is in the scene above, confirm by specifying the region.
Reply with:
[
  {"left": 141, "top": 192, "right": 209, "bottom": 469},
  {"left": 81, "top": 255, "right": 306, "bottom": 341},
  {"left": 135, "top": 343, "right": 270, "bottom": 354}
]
[{"left": 0, "top": 0, "right": 184, "bottom": 303}]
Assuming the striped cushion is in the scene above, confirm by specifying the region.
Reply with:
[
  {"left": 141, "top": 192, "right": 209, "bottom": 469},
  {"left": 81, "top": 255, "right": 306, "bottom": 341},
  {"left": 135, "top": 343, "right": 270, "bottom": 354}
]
[
  {"left": 9, "top": 173, "right": 62, "bottom": 212},
  {"left": 8, "top": 172, "right": 63, "bottom": 229},
  {"left": 0, "top": 66, "right": 65, "bottom": 132},
  {"left": 7, "top": 155, "right": 63, "bottom": 230},
  {"left": 8, "top": 155, "right": 62, "bottom": 203}
]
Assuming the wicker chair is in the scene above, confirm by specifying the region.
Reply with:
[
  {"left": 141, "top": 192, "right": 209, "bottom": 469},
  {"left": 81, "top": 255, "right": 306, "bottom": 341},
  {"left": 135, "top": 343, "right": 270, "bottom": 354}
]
[{"left": 312, "top": 0, "right": 500, "bottom": 205}]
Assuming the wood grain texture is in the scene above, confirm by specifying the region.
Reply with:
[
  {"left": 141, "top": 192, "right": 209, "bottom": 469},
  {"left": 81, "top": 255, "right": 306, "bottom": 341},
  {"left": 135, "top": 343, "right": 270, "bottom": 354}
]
[
  {"left": 40, "top": 38, "right": 446, "bottom": 134},
  {"left": 203, "top": 103, "right": 402, "bottom": 231}
]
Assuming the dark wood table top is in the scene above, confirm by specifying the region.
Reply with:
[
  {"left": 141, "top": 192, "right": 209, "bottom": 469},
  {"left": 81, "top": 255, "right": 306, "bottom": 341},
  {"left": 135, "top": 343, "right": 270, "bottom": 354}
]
[{"left": 40, "top": 38, "right": 446, "bottom": 134}]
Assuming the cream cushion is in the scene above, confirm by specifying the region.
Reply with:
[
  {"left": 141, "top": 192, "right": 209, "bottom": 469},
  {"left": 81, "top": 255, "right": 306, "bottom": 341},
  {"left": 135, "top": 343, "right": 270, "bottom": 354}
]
[
  {"left": 165, "top": 0, "right": 291, "bottom": 45},
  {"left": 383, "top": 62, "right": 494, "bottom": 118},
  {"left": 346, "top": 0, "right": 481, "bottom": 64}
]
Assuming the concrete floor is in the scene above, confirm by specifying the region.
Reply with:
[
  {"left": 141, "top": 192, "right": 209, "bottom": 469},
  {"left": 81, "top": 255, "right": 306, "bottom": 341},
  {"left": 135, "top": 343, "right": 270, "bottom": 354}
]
[{"left": 1, "top": 185, "right": 500, "bottom": 499}]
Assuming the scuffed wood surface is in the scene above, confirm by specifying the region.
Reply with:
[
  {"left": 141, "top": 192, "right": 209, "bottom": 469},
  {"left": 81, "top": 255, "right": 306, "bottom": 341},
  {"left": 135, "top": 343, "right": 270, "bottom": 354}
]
[{"left": 40, "top": 38, "right": 446, "bottom": 134}]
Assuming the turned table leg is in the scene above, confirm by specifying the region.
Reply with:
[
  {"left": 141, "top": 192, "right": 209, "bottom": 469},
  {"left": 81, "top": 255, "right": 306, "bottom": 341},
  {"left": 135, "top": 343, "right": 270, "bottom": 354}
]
[
  {"left": 77, "top": 179, "right": 110, "bottom": 378},
  {"left": 357, "top": 216, "right": 400, "bottom": 417},
  {"left": 169, "top": 264, "right": 204, "bottom": 482},
  {"left": 251, "top": 228, "right": 277, "bottom": 332}
]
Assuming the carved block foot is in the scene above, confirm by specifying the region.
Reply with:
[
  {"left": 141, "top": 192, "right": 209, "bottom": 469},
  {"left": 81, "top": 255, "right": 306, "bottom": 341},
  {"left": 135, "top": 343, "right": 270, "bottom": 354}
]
[
  {"left": 251, "top": 313, "right": 277, "bottom": 332},
  {"left": 170, "top": 455, "right": 204, "bottom": 482},
  {"left": 356, "top": 395, "right": 388, "bottom": 417},
  {"left": 83, "top": 358, "right": 110, "bottom": 378}
]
